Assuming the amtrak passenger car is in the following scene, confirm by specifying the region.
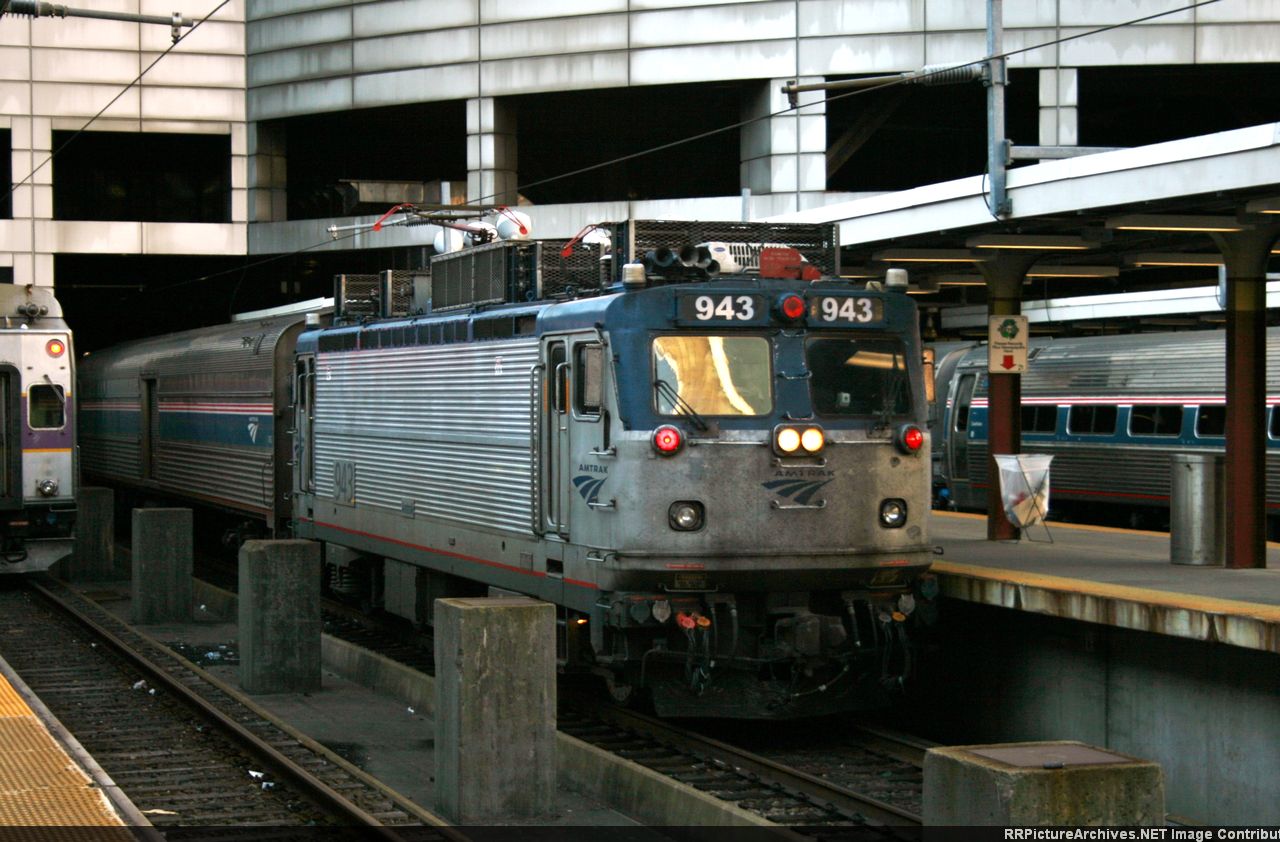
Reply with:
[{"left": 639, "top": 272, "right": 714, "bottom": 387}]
[
  {"left": 934, "top": 328, "right": 1280, "bottom": 528},
  {"left": 0, "top": 285, "right": 76, "bottom": 571},
  {"left": 79, "top": 315, "right": 305, "bottom": 537}
]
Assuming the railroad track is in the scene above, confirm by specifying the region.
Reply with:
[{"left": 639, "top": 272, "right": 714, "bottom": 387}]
[
  {"left": 189, "top": 552, "right": 927, "bottom": 831},
  {"left": 559, "top": 691, "right": 923, "bottom": 831},
  {"left": 0, "top": 576, "right": 454, "bottom": 832}
]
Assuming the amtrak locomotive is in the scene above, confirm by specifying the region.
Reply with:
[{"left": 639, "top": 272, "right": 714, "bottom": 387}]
[{"left": 80, "top": 220, "right": 936, "bottom": 718}]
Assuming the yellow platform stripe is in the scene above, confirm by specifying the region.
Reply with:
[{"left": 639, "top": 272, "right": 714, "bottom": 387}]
[
  {"left": 0, "top": 680, "right": 27, "bottom": 719},
  {"left": 932, "top": 559, "right": 1280, "bottom": 622},
  {"left": 0, "top": 674, "right": 122, "bottom": 826},
  {"left": 21, "top": 448, "right": 72, "bottom": 454}
]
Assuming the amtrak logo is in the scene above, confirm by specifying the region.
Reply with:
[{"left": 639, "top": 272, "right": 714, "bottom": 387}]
[
  {"left": 247, "top": 417, "right": 260, "bottom": 444},
  {"left": 762, "top": 477, "right": 831, "bottom": 505},
  {"left": 573, "top": 475, "right": 607, "bottom": 505}
]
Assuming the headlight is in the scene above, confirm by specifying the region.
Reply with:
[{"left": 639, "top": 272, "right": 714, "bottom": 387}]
[
  {"left": 775, "top": 424, "right": 824, "bottom": 456},
  {"left": 879, "top": 498, "right": 907, "bottom": 528},
  {"left": 668, "top": 501, "right": 705, "bottom": 531},
  {"left": 36, "top": 479, "right": 58, "bottom": 498}
]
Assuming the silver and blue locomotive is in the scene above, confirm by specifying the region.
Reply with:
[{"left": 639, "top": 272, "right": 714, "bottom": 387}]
[
  {"left": 0, "top": 285, "right": 76, "bottom": 571},
  {"left": 80, "top": 220, "right": 935, "bottom": 718}
]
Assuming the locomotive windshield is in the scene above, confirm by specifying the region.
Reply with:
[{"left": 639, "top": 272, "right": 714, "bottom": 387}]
[
  {"left": 653, "top": 335, "right": 772, "bottom": 416},
  {"left": 806, "top": 336, "right": 911, "bottom": 417}
]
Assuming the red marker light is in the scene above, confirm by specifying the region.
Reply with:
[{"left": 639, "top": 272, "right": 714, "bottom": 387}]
[
  {"left": 897, "top": 425, "right": 924, "bottom": 453},
  {"left": 45, "top": 339, "right": 65, "bottom": 358},
  {"left": 653, "top": 425, "right": 683, "bottom": 455},
  {"left": 779, "top": 294, "right": 805, "bottom": 321}
]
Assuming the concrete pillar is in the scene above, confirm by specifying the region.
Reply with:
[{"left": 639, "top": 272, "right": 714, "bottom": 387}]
[
  {"left": 247, "top": 122, "right": 288, "bottom": 224},
  {"left": 434, "top": 597, "right": 555, "bottom": 823},
  {"left": 467, "top": 97, "right": 518, "bottom": 206},
  {"left": 924, "top": 741, "right": 1164, "bottom": 825},
  {"left": 64, "top": 486, "right": 115, "bottom": 581},
  {"left": 7, "top": 116, "right": 55, "bottom": 287},
  {"left": 130, "top": 508, "right": 192, "bottom": 624},
  {"left": 1038, "top": 68, "right": 1078, "bottom": 147},
  {"left": 238, "top": 540, "right": 321, "bottom": 694},
  {"left": 740, "top": 77, "right": 827, "bottom": 214}
]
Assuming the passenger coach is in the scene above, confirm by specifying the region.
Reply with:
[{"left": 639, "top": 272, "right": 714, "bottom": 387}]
[{"left": 934, "top": 328, "right": 1280, "bottom": 530}]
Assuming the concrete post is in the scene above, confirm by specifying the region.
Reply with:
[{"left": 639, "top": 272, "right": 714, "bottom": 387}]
[
  {"left": 1038, "top": 68, "right": 1079, "bottom": 148},
  {"left": 130, "top": 508, "right": 192, "bottom": 624},
  {"left": 62, "top": 486, "right": 114, "bottom": 581},
  {"left": 238, "top": 540, "right": 321, "bottom": 694},
  {"left": 467, "top": 97, "right": 518, "bottom": 206},
  {"left": 246, "top": 122, "right": 288, "bottom": 224},
  {"left": 923, "top": 741, "right": 1164, "bottom": 825},
  {"left": 741, "top": 77, "right": 827, "bottom": 213},
  {"left": 434, "top": 596, "right": 555, "bottom": 823}
]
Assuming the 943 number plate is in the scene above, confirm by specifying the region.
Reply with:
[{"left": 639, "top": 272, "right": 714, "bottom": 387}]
[
  {"left": 810, "top": 296, "right": 883, "bottom": 324},
  {"left": 678, "top": 294, "right": 766, "bottom": 323}
]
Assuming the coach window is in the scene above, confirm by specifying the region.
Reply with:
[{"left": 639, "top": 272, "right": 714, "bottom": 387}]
[
  {"left": 1195, "top": 405, "right": 1225, "bottom": 438},
  {"left": 28, "top": 384, "right": 65, "bottom": 429},
  {"left": 575, "top": 344, "right": 603, "bottom": 418},
  {"left": 1021, "top": 405, "right": 1057, "bottom": 434},
  {"left": 1271, "top": 407, "right": 1280, "bottom": 440},
  {"left": 1130, "top": 404, "right": 1183, "bottom": 437},
  {"left": 1067, "top": 405, "right": 1116, "bottom": 435}
]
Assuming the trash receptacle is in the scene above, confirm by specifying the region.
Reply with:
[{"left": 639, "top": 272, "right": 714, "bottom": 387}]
[
  {"left": 1170, "top": 453, "right": 1224, "bottom": 566},
  {"left": 993, "top": 453, "right": 1053, "bottom": 528}
]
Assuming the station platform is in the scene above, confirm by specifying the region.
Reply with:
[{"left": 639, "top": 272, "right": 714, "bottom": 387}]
[
  {"left": 929, "top": 511, "right": 1280, "bottom": 655},
  {"left": 0, "top": 655, "right": 132, "bottom": 827}
]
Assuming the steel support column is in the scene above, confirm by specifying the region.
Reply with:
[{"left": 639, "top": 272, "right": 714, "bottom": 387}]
[
  {"left": 1212, "top": 226, "right": 1280, "bottom": 569},
  {"left": 979, "top": 255, "right": 1038, "bottom": 540}
]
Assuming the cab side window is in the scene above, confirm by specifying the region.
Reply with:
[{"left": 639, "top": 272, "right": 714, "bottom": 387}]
[{"left": 574, "top": 344, "right": 603, "bottom": 417}]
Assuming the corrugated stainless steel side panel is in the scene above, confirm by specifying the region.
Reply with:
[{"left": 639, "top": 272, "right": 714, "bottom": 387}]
[
  {"left": 79, "top": 317, "right": 300, "bottom": 391},
  {"left": 80, "top": 437, "right": 138, "bottom": 481},
  {"left": 971, "top": 442, "right": 1280, "bottom": 507},
  {"left": 968, "top": 327, "right": 1280, "bottom": 399},
  {"left": 314, "top": 340, "right": 539, "bottom": 532},
  {"left": 154, "top": 443, "right": 274, "bottom": 513}
]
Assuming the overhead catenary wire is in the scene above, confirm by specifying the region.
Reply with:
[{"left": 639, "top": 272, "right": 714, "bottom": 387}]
[
  {"left": 7, "top": 0, "right": 1219, "bottom": 292},
  {"left": 1, "top": 0, "right": 233, "bottom": 206}
]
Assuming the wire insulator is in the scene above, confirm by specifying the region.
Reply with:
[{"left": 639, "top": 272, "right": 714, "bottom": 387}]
[{"left": 914, "top": 62, "right": 984, "bottom": 86}]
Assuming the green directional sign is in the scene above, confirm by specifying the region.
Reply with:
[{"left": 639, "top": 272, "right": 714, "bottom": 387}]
[{"left": 988, "top": 314, "right": 1028, "bottom": 373}]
